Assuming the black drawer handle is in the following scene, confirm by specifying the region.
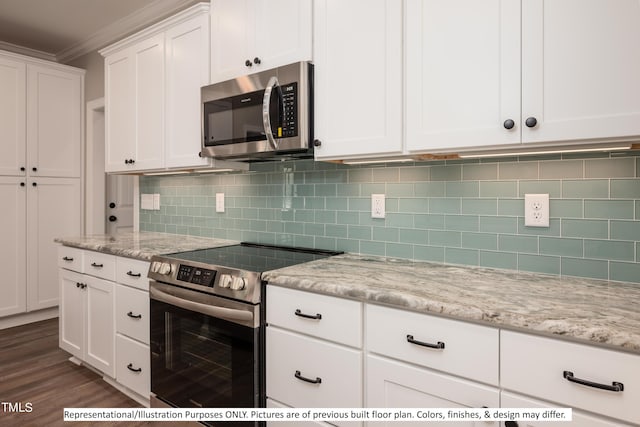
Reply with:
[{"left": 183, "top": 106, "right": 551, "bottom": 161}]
[
  {"left": 90, "top": 262, "right": 103, "bottom": 268},
  {"left": 127, "top": 363, "right": 142, "bottom": 373},
  {"left": 294, "top": 309, "right": 322, "bottom": 320},
  {"left": 294, "top": 370, "right": 321, "bottom": 384},
  {"left": 62, "top": 256, "right": 74, "bottom": 261},
  {"left": 127, "top": 311, "right": 142, "bottom": 319},
  {"left": 126, "top": 271, "right": 142, "bottom": 278},
  {"left": 406, "top": 334, "right": 445, "bottom": 350},
  {"left": 563, "top": 371, "right": 623, "bottom": 392}
]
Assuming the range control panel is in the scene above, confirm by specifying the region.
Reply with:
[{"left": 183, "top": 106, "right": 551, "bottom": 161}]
[{"left": 177, "top": 264, "right": 216, "bottom": 287}]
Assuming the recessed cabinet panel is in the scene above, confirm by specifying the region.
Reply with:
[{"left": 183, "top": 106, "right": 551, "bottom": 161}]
[
  {"left": 522, "top": 0, "right": 640, "bottom": 144},
  {"left": 27, "top": 65, "right": 82, "bottom": 178},
  {"left": 405, "top": 0, "right": 521, "bottom": 152},
  {"left": 59, "top": 269, "right": 85, "bottom": 358},
  {"left": 105, "top": 52, "right": 134, "bottom": 172},
  {"left": 85, "top": 276, "right": 115, "bottom": 377},
  {"left": 210, "top": 0, "right": 251, "bottom": 83},
  {"left": 313, "top": 0, "right": 402, "bottom": 159},
  {"left": 0, "top": 57, "right": 26, "bottom": 176},
  {"left": 0, "top": 177, "right": 26, "bottom": 317}
]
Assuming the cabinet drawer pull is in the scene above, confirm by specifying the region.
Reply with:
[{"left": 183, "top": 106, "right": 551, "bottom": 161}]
[
  {"left": 127, "top": 363, "right": 142, "bottom": 373},
  {"left": 563, "top": 371, "right": 623, "bottom": 392},
  {"left": 406, "top": 334, "right": 445, "bottom": 350},
  {"left": 294, "top": 370, "right": 321, "bottom": 384},
  {"left": 294, "top": 309, "right": 322, "bottom": 320},
  {"left": 90, "top": 262, "right": 104, "bottom": 268},
  {"left": 62, "top": 256, "right": 74, "bottom": 261},
  {"left": 127, "top": 311, "right": 142, "bottom": 319},
  {"left": 126, "top": 270, "right": 142, "bottom": 278}
]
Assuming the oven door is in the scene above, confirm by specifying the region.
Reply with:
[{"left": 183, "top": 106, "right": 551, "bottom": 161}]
[{"left": 150, "top": 281, "right": 262, "bottom": 416}]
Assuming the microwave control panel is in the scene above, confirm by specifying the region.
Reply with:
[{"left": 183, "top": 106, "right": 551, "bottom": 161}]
[{"left": 278, "top": 82, "right": 298, "bottom": 139}]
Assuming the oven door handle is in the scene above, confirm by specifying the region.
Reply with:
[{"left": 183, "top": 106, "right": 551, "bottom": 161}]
[{"left": 150, "top": 286, "right": 254, "bottom": 323}]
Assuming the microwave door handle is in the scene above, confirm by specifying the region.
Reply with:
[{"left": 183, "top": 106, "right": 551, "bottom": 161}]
[
  {"left": 150, "top": 285, "right": 254, "bottom": 324},
  {"left": 262, "top": 76, "right": 279, "bottom": 150}
]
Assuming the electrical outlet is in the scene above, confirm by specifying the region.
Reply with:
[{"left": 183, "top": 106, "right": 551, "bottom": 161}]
[
  {"left": 371, "top": 194, "right": 385, "bottom": 219},
  {"left": 524, "top": 194, "right": 549, "bottom": 227},
  {"left": 216, "top": 193, "right": 225, "bottom": 213}
]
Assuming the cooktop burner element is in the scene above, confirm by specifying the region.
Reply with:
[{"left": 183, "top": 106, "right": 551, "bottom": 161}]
[{"left": 148, "top": 242, "right": 342, "bottom": 304}]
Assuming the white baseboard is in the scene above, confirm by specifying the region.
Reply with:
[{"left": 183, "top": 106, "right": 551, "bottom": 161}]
[{"left": 0, "top": 308, "right": 59, "bottom": 330}]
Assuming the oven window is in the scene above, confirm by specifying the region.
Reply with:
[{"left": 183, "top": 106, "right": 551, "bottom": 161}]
[{"left": 151, "top": 299, "right": 259, "bottom": 411}]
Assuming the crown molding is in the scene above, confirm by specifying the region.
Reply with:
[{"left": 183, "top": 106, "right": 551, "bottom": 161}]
[
  {"left": 57, "top": 0, "right": 204, "bottom": 63},
  {"left": 0, "top": 40, "right": 57, "bottom": 62}
]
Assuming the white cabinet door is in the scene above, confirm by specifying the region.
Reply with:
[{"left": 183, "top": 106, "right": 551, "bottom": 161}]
[
  {"left": 367, "top": 355, "right": 499, "bottom": 427},
  {"left": 210, "top": 0, "right": 312, "bottom": 84},
  {"left": 26, "top": 65, "right": 82, "bottom": 178},
  {"left": 501, "top": 392, "right": 634, "bottom": 427},
  {"left": 27, "top": 178, "right": 81, "bottom": 311},
  {"left": 0, "top": 56, "right": 26, "bottom": 177},
  {"left": 0, "top": 177, "right": 26, "bottom": 317},
  {"left": 405, "top": 0, "right": 521, "bottom": 152},
  {"left": 59, "top": 269, "right": 85, "bottom": 359},
  {"left": 133, "top": 35, "right": 165, "bottom": 171},
  {"left": 313, "top": 0, "right": 402, "bottom": 160},
  {"left": 105, "top": 49, "right": 135, "bottom": 172},
  {"left": 521, "top": 0, "right": 640, "bottom": 144},
  {"left": 165, "top": 13, "right": 210, "bottom": 169},
  {"left": 85, "top": 275, "right": 115, "bottom": 377}
]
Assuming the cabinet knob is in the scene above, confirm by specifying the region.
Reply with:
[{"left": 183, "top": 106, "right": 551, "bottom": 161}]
[
  {"left": 32, "top": 167, "right": 37, "bottom": 172},
  {"left": 109, "top": 202, "right": 116, "bottom": 209},
  {"left": 32, "top": 182, "right": 37, "bottom": 187},
  {"left": 525, "top": 117, "right": 538, "bottom": 128},
  {"left": 313, "top": 139, "right": 322, "bottom": 147},
  {"left": 505, "top": 422, "right": 519, "bottom": 427},
  {"left": 20, "top": 182, "right": 25, "bottom": 187},
  {"left": 253, "top": 57, "right": 261, "bottom": 65},
  {"left": 503, "top": 119, "right": 515, "bottom": 130},
  {"left": 109, "top": 215, "right": 117, "bottom": 222},
  {"left": 124, "top": 158, "right": 136, "bottom": 165},
  {"left": 20, "top": 167, "right": 25, "bottom": 172},
  {"left": 245, "top": 59, "right": 253, "bottom": 67}
]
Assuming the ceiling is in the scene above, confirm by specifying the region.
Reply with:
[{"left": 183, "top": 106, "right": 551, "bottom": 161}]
[{"left": 0, "top": 0, "right": 204, "bottom": 63}]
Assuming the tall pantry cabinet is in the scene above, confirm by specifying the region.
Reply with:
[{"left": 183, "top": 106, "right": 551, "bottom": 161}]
[{"left": 0, "top": 50, "right": 84, "bottom": 320}]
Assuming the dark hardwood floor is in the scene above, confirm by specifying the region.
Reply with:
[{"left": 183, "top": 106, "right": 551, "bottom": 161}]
[{"left": 0, "top": 318, "right": 154, "bottom": 427}]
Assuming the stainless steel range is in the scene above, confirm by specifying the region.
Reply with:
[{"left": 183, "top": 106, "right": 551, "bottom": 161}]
[{"left": 147, "top": 242, "right": 341, "bottom": 426}]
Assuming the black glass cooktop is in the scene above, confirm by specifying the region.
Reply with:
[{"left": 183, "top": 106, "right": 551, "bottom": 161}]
[{"left": 165, "top": 242, "right": 342, "bottom": 273}]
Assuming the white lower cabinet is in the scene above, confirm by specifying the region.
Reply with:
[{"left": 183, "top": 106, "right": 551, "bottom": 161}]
[
  {"left": 367, "top": 355, "right": 499, "bottom": 426},
  {"left": 59, "top": 268, "right": 115, "bottom": 377},
  {"left": 501, "top": 392, "right": 635, "bottom": 427},
  {"left": 59, "top": 247, "right": 150, "bottom": 401}
]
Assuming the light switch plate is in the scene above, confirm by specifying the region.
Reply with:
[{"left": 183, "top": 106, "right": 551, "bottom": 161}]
[
  {"left": 141, "top": 194, "right": 154, "bottom": 210},
  {"left": 216, "top": 193, "right": 225, "bottom": 213}
]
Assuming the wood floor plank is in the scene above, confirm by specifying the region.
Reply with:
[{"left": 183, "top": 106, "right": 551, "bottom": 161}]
[{"left": 0, "top": 318, "right": 157, "bottom": 427}]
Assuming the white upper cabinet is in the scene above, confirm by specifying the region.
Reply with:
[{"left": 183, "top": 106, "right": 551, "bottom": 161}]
[
  {"left": 313, "top": 0, "right": 403, "bottom": 160},
  {"left": 102, "top": 3, "right": 211, "bottom": 173},
  {"left": 521, "top": 0, "right": 640, "bottom": 144},
  {"left": 406, "top": 0, "right": 640, "bottom": 154},
  {"left": 210, "top": 0, "right": 312, "bottom": 83},
  {"left": 405, "top": 0, "right": 521, "bottom": 152},
  {"left": 0, "top": 56, "right": 26, "bottom": 176},
  {"left": 165, "top": 12, "right": 210, "bottom": 169},
  {"left": 27, "top": 65, "right": 83, "bottom": 177}
]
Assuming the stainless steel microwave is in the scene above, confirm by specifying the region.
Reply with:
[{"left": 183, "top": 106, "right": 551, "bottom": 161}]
[{"left": 201, "top": 62, "right": 313, "bottom": 161}]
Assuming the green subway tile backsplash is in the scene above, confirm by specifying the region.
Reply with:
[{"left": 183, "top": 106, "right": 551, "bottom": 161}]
[{"left": 140, "top": 154, "right": 640, "bottom": 284}]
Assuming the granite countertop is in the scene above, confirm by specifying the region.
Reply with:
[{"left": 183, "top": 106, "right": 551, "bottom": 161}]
[
  {"left": 55, "top": 231, "right": 238, "bottom": 260},
  {"left": 263, "top": 254, "right": 640, "bottom": 355}
]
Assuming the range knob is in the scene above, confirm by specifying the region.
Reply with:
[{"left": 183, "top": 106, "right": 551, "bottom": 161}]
[
  {"left": 219, "top": 274, "right": 232, "bottom": 289},
  {"left": 158, "top": 262, "right": 172, "bottom": 275},
  {"left": 230, "top": 276, "right": 246, "bottom": 291},
  {"left": 150, "top": 261, "right": 161, "bottom": 273}
]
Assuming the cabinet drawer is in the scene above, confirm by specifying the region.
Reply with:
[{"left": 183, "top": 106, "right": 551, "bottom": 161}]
[
  {"left": 501, "top": 331, "right": 640, "bottom": 425},
  {"left": 116, "top": 257, "right": 150, "bottom": 290},
  {"left": 58, "top": 246, "right": 84, "bottom": 272},
  {"left": 83, "top": 251, "right": 116, "bottom": 281},
  {"left": 266, "top": 327, "right": 362, "bottom": 426},
  {"left": 266, "top": 286, "right": 362, "bottom": 347},
  {"left": 115, "top": 285, "right": 149, "bottom": 344},
  {"left": 366, "top": 304, "right": 499, "bottom": 385},
  {"left": 116, "top": 333, "right": 150, "bottom": 398},
  {"left": 367, "top": 355, "right": 499, "bottom": 425}
]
